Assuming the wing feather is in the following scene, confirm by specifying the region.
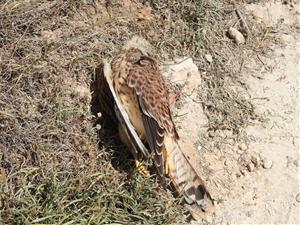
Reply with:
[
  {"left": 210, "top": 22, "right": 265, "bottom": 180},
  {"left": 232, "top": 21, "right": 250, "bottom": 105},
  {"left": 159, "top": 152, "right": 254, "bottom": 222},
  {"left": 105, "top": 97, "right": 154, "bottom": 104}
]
[
  {"left": 102, "top": 60, "right": 150, "bottom": 158},
  {"left": 138, "top": 96, "right": 165, "bottom": 181},
  {"left": 127, "top": 55, "right": 177, "bottom": 182}
]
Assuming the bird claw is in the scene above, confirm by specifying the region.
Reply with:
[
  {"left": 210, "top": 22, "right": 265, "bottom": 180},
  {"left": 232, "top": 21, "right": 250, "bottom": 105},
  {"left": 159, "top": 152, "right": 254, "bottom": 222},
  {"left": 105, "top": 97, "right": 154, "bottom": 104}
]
[{"left": 135, "top": 160, "right": 150, "bottom": 177}]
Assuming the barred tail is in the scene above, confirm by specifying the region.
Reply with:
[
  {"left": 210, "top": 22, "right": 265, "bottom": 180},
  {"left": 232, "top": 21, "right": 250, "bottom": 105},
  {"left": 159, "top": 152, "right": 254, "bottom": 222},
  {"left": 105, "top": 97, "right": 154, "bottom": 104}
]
[{"left": 164, "top": 136, "right": 214, "bottom": 212}]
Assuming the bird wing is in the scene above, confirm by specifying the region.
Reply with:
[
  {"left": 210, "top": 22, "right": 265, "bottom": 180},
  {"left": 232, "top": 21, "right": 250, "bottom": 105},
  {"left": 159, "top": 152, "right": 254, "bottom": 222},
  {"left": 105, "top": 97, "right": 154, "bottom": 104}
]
[
  {"left": 107, "top": 35, "right": 213, "bottom": 212},
  {"left": 127, "top": 55, "right": 214, "bottom": 212},
  {"left": 126, "top": 56, "right": 178, "bottom": 182},
  {"left": 102, "top": 60, "right": 150, "bottom": 158}
]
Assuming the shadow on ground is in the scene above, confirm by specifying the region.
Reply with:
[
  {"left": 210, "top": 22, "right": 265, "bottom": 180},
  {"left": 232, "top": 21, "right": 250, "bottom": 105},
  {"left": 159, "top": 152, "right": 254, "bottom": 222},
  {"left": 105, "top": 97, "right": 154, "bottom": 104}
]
[{"left": 90, "top": 64, "right": 135, "bottom": 174}]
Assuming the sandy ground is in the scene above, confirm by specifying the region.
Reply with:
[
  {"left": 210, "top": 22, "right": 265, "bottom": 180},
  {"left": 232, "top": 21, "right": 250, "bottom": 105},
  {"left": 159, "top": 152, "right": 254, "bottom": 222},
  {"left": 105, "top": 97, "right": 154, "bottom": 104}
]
[{"left": 168, "top": 1, "right": 300, "bottom": 224}]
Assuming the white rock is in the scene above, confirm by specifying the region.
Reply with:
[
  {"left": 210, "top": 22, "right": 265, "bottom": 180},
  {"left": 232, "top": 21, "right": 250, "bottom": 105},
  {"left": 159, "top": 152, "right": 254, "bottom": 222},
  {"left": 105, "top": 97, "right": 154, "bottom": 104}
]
[
  {"left": 162, "top": 57, "right": 201, "bottom": 95},
  {"left": 238, "top": 143, "right": 248, "bottom": 151},
  {"left": 228, "top": 27, "right": 245, "bottom": 45},
  {"left": 205, "top": 54, "right": 213, "bottom": 63},
  {"left": 262, "top": 158, "right": 273, "bottom": 169},
  {"left": 74, "top": 84, "right": 90, "bottom": 99},
  {"left": 251, "top": 8, "right": 270, "bottom": 25},
  {"left": 247, "top": 163, "right": 255, "bottom": 172},
  {"left": 251, "top": 154, "right": 260, "bottom": 166}
]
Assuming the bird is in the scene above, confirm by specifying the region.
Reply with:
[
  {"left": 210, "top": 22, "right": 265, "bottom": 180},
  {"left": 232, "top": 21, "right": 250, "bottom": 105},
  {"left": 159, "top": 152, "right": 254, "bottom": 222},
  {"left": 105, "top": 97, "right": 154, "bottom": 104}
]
[{"left": 97, "top": 36, "right": 214, "bottom": 214}]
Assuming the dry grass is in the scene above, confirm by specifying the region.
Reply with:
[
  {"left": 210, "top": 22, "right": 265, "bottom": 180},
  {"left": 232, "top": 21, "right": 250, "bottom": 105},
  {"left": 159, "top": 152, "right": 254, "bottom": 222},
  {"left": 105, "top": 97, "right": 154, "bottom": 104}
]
[{"left": 0, "top": 0, "right": 266, "bottom": 224}]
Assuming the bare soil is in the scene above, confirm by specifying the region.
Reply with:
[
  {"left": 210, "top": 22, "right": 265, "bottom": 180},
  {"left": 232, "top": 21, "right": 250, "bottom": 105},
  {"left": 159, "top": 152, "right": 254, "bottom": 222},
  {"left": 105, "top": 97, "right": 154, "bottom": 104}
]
[{"left": 171, "top": 1, "right": 300, "bottom": 223}]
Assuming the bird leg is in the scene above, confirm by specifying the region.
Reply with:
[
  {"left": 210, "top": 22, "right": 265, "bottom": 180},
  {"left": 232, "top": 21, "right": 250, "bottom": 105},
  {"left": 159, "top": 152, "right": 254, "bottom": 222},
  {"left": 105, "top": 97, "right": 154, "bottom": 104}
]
[
  {"left": 135, "top": 159, "right": 150, "bottom": 177},
  {"left": 118, "top": 123, "right": 150, "bottom": 176}
]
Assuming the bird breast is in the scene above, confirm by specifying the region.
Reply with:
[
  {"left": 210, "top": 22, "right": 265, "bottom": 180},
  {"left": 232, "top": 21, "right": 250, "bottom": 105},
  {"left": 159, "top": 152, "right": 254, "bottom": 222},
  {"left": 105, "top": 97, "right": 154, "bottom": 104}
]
[{"left": 114, "top": 73, "right": 147, "bottom": 141}]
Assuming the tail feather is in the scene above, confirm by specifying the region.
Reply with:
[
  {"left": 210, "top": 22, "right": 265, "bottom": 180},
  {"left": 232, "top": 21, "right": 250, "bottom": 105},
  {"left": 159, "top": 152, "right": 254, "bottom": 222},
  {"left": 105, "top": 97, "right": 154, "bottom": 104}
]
[{"left": 165, "top": 136, "right": 214, "bottom": 212}]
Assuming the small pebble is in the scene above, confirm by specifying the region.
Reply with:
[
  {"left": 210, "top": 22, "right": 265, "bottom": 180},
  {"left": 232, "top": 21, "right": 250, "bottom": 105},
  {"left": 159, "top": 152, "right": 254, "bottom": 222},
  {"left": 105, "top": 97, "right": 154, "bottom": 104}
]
[
  {"left": 296, "top": 193, "right": 300, "bottom": 203},
  {"left": 205, "top": 54, "right": 213, "bottom": 63},
  {"left": 251, "top": 155, "right": 260, "bottom": 166},
  {"left": 262, "top": 158, "right": 273, "bottom": 169},
  {"left": 96, "top": 124, "right": 101, "bottom": 130},
  {"left": 252, "top": 8, "right": 270, "bottom": 25},
  {"left": 238, "top": 143, "right": 248, "bottom": 151},
  {"left": 228, "top": 27, "right": 245, "bottom": 45},
  {"left": 293, "top": 159, "right": 300, "bottom": 167},
  {"left": 247, "top": 163, "right": 255, "bottom": 172},
  {"left": 97, "top": 112, "right": 102, "bottom": 118}
]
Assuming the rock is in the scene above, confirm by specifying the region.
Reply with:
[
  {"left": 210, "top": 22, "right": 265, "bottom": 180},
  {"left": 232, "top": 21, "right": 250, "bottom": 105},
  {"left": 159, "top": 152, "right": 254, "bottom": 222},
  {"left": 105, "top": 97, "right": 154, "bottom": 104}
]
[
  {"left": 205, "top": 54, "right": 213, "bottom": 63},
  {"left": 228, "top": 27, "right": 245, "bottom": 45},
  {"left": 238, "top": 143, "right": 248, "bottom": 151},
  {"left": 296, "top": 193, "right": 300, "bottom": 203},
  {"left": 162, "top": 57, "right": 201, "bottom": 95},
  {"left": 74, "top": 84, "right": 91, "bottom": 100},
  {"left": 293, "top": 158, "right": 300, "bottom": 167},
  {"left": 251, "top": 154, "right": 260, "bottom": 166},
  {"left": 237, "top": 143, "right": 248, "bottom": 154},
  {"left": 247, "top": 163, "right": 255, "bottom": 172},
  {"left": 251, "top": 8, "right": 270, "bottom": 25},
  {"left": 137, "top": 5, "right": 154, "bottom": 21},
  {"left": 197, "top": 145, "right": 202, "bottom": 151},
  {"left": 262, "top": 158, "right": 273, "bottom": 169}
]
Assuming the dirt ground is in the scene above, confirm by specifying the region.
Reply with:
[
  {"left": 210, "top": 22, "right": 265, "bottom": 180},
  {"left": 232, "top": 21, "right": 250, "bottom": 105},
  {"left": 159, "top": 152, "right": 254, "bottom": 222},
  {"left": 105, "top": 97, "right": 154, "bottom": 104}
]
[{"left": 171, "top": 1, "right": 300, "bottom": 224}]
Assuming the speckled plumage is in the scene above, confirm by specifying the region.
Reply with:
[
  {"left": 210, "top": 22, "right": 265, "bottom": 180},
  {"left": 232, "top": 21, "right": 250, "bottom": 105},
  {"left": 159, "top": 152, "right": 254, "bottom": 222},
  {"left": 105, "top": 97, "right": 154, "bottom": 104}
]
[{"left": 101, "top": 36, "right": 214, "bottom": 212}]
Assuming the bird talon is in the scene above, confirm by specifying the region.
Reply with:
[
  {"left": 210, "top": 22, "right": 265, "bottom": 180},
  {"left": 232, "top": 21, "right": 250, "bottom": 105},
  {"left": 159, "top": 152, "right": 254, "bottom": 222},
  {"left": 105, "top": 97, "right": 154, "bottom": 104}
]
[{"left": 135, "top": 160, "right": 150, "bottom": 177}]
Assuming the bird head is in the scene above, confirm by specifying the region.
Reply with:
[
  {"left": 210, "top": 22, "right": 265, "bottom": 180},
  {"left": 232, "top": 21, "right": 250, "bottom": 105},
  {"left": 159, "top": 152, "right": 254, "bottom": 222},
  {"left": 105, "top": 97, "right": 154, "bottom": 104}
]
[{"left": 123, "top": 36, "right": 155, "bottom": 58}]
